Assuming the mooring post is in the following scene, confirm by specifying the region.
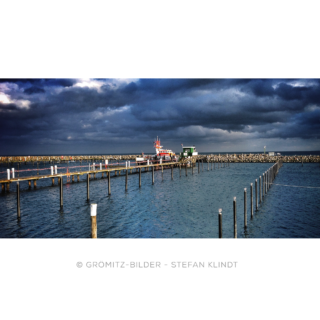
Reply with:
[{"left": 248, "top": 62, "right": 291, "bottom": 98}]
[
  {"left": 139, "top": 167, "right": 142, "bottom": 187},
  {"left": 60, "top": 176, "right": 63, "bottom": 209},
  {"left": 54, "top": 165, "right": 57, "bottom": 174},
  {"left": 266, "top": 170, "right": 269, "bottom": 194},
  {"left": 171, "top": 165, "right": 173, "bottom": 179},
  {"left": 17, "top": 182, "right": 20, "bottom": 219},
  {"left": 259, "top": 176, "right": 262, "bottom": 203},
  {"left": 255, "top": 179, "right": 258, "bottom": 211},
  {"left": 250, "top": 183, "right": 253, "bottom": 218},
  {"left": 77, "top": 175, "right": 80, "bottom": 182},
  {"left": 262, "top": 173, "right": 264, "bottom": 199},
  {"left": 34, "top": 180, "right": 37, "bottom": 189},
  {"left": 233, "top": 197, "right": 237, "bottom": 238},
  {"left": 91, "top": 203, "right": 97, "bottom": 239},
  {"left": 185, "top": 164, "right": 187, "bottom": 176},
  {"left": 244, "top": 188, "right": 247, "bottom": 228},
  {"left": 219, "top": 208, "right": 222, "bottom": 238},
  {"left": 125, "top": 169, "right": 128, "bottom": 191},
  {"left": 87, "top": 174, "right": 90, "bottom": 201},
  {"left": 152, "top": 166, "right": 154, "bottom": 185},
  {"left": 192, "top": 163, "right": 194, "bottom": 174}
]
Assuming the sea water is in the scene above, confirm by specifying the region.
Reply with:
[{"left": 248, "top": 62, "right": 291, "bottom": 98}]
[{"left": 0, "top": 161, "right": 319, "bottom": 238}]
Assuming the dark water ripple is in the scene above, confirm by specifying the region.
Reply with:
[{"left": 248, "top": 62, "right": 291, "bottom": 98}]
[{"left": 0, "top": 162, "right": 319, "bottom": 238}]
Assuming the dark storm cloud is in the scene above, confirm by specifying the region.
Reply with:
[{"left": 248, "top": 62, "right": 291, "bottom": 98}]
[
  {"left": 0, "top": 78, "right": 319, "bottom": 154},
  {"left": 0, "top": 78, "right": 77, "bottom": 88},
  {"left": 24, "top": 86, "right": 46, "bottom": 94}
]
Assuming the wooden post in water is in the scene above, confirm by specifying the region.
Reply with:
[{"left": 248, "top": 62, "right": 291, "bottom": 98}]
[
  {"left": 34, "top": 180, "right": 37, "bottom": 189},
  {"left": 125, "top": 169, "right": 128, "bottom": 191},
  {"left": 244, "top": 188, "right": 247, "bottom": 228},
  {"left": 192, "top": 163, "right": 194, "bottom": 175},
  {"left": 262, "top": 173, "right": 264, "bottom": 199},
  {"left": 91, "top": 203, "right": 97, "bottom": 239},
  {"left": 139, "top": 167, "right": 141, "bottom": 187},
  {"left": 219, "top": 208, "right": 222, "bottom": 238},
  {"left": 250, "top": 183, "right": 253, "bottom": 218},
  {"left": 28, "top": 180, "right": 31, "bottom": 190},
  {"left": 152, "top": 166, "right": 154, "bottom": 185},
  {"left": 60, "top": 176, "right": 63, "bottom": 209},
  {"left": 185, "top": 164, "right": 187, "bottom": 176},
  {"left": 17, "top": 182, "right": 20, "bottom": 219},
  {"left": 171, "top": 165, "right": 173, "bottom": 180},
  {"left": 255, "top": 179, "right": 258, "bottom": 211},
  {"left": 77, "top": 175, "right": 80, "bottom": 182},
  {"left": 108, "top": 171, "right": 111, "bottom": 195},
  {"left": 233, "top": 197, "right": 237, "bottom": 238},
  {"left": 87, "top": 174, "right": 90, "bottom": 201},
  {"left": 259, "top": 176, "right": 261, "bottom": 203}
]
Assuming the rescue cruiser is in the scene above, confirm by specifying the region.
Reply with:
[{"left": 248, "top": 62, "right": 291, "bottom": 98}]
[{"left": 136, "top": 137, "right": 178, "bottom": 165}]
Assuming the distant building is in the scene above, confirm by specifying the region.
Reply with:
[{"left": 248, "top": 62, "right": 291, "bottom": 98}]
[{"left": 181, "top": 146, "right": 198, "bottom": 158}]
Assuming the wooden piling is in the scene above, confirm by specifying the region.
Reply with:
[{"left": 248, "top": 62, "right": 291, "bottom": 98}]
[
  {"left": 28, "top": 180, "right": 31, "bottom": 190},
  {"left": 255, "top": 179, "right": 258, "bottom": 211},
  {"left": 87, "top": 174, "right": 90, "bottom": 201},
  {"left": 152, "top": 166, "right": 154, "bottom": 185},
  {"left": 60, "top": 177, "right": 63, "bottom": 209},
  {"left": 192, "top": 163, "right": 194, "bottom": 174},
  {"left": 244, "top": 188, "right": 247, "bottom": 228},
  {"left": 126, "top": 169, "right": 128, "bottom": 191},
  {"left": 77, "top": 175, "right": 80, "bottom": 182},
  {"left": 219, "top": 208, "right": 222, "bottom": 238},
  {"left": 1, "top": 183, "right": 5, "bottom": 193},
  {"left": 171, "top": 165, "right": 173, "bottom": 180},
  {"left": 52, "top": 178, "right": 54, "bottom": 186},
  {"left": 233, "top": 197, "right": 237, "bottom": 238},
  {"left": 91, "top": 203, "right": 97, "bottom": 239},
  {"left": 185, "top": 164, "right": 187, "bottom": 176},
  {"left": 262, "top": 173, "right": 264, "bottom": 199},
  {"left": 34, "top": 180, "right": 37, "bottom": 189},
  {"left": 259, "top": 176, "right": 261, "bottom": 203},
  {"left": 72, "top": 175, "right": 74, "bottom": 183},
  {"left": 17, "top": 182, "right": 20, "bottom": 219},
  {"left": 139, "top": 167, "right": 141, "bottom": 187},
  {"left": 108, "top": 171, "right": 111, "bottom": 195},
  {"left": 250, "top": 183, "right": 253, "bottom": 218}
]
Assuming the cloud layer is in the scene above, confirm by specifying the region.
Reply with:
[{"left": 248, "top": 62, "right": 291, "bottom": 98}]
[{"left": 0, "top": 78, "right": 319, "bottom": 155}]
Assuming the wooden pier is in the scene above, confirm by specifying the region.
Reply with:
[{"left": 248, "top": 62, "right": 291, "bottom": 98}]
[{"left": 0, "top": 162, "right": 180, "bottom": 191}]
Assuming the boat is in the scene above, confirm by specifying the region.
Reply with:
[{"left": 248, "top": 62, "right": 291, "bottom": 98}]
[{"left": 136, "top": 137, "right": 177, "bottom": 165}]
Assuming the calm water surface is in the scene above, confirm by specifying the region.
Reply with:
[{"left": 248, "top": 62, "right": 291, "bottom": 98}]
[{"left": 0, "top": 162, "right": 319, "bottom": 238}]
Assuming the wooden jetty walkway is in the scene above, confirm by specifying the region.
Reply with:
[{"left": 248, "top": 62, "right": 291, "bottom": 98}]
[{"left": 0, "top": 162, "right": 179, "bottom": 190}]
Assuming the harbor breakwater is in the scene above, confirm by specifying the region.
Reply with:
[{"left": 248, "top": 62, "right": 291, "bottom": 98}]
[{"left": 0, "top": 153, "right": 319, "bottom": 164}]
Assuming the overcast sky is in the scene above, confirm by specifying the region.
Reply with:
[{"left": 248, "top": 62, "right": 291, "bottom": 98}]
[{"left": 0, "top": 78, "right": 319, "bottom": 155}]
